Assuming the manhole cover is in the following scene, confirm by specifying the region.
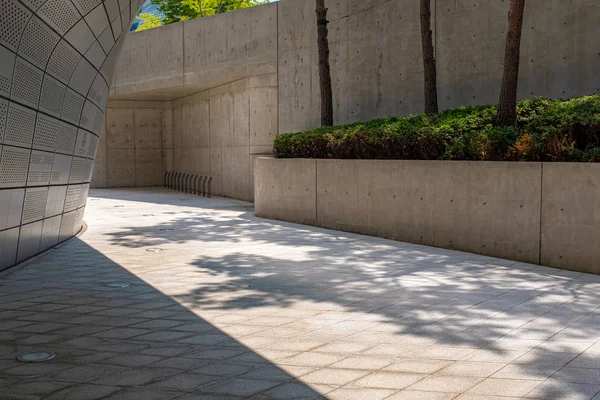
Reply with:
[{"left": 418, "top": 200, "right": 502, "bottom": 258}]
[
  {"left": 17, "top": 351, "right": 56, "bottom": 363},
  {"left": 106, "top": 282, "right": 130, "bottom": 288}
]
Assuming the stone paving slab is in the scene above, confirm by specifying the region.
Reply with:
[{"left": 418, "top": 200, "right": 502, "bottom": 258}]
[{"left": 1, "top": 188, "right": 600, "bottom": 399}]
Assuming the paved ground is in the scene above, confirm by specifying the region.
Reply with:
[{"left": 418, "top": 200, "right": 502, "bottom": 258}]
[{"left": 1, "top": 188, "right": 600, "bottom": 400}]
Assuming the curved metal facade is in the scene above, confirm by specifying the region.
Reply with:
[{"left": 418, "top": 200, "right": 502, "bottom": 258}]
[{"left": 0, "top": 0, "right": 142, "bottom": 270}]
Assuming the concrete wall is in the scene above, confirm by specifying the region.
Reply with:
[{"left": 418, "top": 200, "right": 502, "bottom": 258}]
[
  {"left": 167, "top": 74, "right": 277, "bottom": 202},
  {"left": 255, "top": 158, "right": 600, "bottom": 274},
  {"left": 92, "top": 100, "right": 165, "bottom": 188},
  {"left": 98, "top": 0, "right": 600, "bottom": 196},
  {"left": 278, "top": 0, "right": 600, "bottom": 132}
]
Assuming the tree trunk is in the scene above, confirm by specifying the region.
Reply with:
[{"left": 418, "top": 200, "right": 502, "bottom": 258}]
[
  {"left": 316, "top": 0, "right": 334, "bottom": 126},
  {"left": 497, "top": 0, "right": 526, "bottom": 126},
  {"left": 420, "top": 0, "right": 438, "bottom": 114},
  {"left": 197, "top": 0, "right": 204, "bottom": 17}
]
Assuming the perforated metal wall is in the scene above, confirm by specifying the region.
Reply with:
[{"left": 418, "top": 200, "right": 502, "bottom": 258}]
[{"left": 0, "top": 0, "right": 142, "bottom": 270}]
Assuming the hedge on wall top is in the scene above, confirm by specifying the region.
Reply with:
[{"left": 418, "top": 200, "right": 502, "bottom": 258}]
[{"left": 274, "top": 95, "right": 600, "bottom": 162}]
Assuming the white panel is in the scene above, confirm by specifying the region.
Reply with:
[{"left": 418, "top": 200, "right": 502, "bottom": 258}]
[
  {"left": 55, "top": 121, "right": 78, "bottom": 154},
  {"left": 40, "top": 215, "right": 61, "bottom": 250},
  {"left": 0, "top": 98, "right": 7, "bottom": 143},
  {"left": 50, "top": 153, "right": 72, "bottom": 185},
  {"left": 105, "top": 0, "right": 120, "bottom": 21},
  {"left": 80, "top": 100, "right": 103, "bottom": 134},
  {"left": 22, "top": 187, "right": 49, "bottom": 224},
  {"left": 0, "top": 227, "right": 19, "bottom": 271},
  {"left": 71, "top": 0, "right": 102, "bottom": 16},
  {"left": 68, "top": 156, "right": 86, "bottom": 183},
  {"left": 37, "top": 0, "right": 80, "bottom": 35},
  {"left": 74, "top": 129, "right": 91, "bottom": 157},
  {"left": 27, "top": 150, "right": 54, "bottom": 186},
  {"left": 4, "top": 103, "right": 36, "bottom": 147},
  {"left": 0, "top": 188, "right": 25, "bottom": 230},
  {"left": 47, "top": 40, "right": 82, "bottom": 84},
  {"left": 0, "top": 0, "right": 32, "bottom": 52},
  {"left": 45, "top": 185, "right": 67, "bottom": 217},
  {"left": 88, "top": 73, "right": 108, "bottom": 107},
  {"left": 86, "top": 134, "right": 98, "bottom": 158},
  {"left": 10, "top": 58, "right": 43, "bottom": 108},
  {"left": 64, "top": 184, "right": 82, "bottom": 212},
  {"left": 39, "top": 74, "right": 67, "bottom": 117},
  {"left": 64, "top": 20, "right": 96, "bottom": 54},
  {"left": 61, "top": 88, "right": 85, "bottom": 124},
  {"left": 85, "top": 4, "right": 110, "bottom": 37},
  {"left": 111, "top": 14, "right": 122, "bottom": 40},
  {"left": 33, "top": 114, "right": 60, "bottom": 152},
  {"left": 98, "top": 25, "right": 115, "bottom": 54},
  {"left": 18, "top": 16, "right": 61, "bottom": 70},
  {"left": 0, "top": 46, "right": 15, "bottom": 97},
  {"left": 0, "top": 146, "right": 30, "bottom": 188},
  {"left": 78, "top": 183, "right": 89, "bottom": 207},
  {"left": 69, "top": 58, "right": 96, "bottom": 96},
  {"left": 17, "top": 220, "right": 43, "bottom": 263},
  {"left": 40, "top": 215, "right": 62, "bottom": 249},
  {"left": 59, "top": 209, "right": 76, "bottom": 241},
  {"left": 85, "top": 41, "right": 106, "bottom": 69}
]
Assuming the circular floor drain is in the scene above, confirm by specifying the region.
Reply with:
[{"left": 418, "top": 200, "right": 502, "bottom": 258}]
[
  {"left": 146, "top": 248, "right": 163, "bottom": 253},
  {"left": 17, "top": 351, "right": 56, "bottom": 363},
  {"left": 106, "top": 282, "right": 130, "bottom": 288}
]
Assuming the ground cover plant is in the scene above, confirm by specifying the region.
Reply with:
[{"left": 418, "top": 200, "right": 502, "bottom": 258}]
[{"left": 274, "top": 95, "right": 600, "bottom": 162}]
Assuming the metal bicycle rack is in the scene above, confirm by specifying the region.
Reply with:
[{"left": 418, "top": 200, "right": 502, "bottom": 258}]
[{"left": 164, "top": 171, "right": 213, "bottom": 198}]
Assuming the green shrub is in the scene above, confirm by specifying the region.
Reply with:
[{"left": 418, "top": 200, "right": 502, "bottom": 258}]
[{"left": 273, "top": 95, "right": 600, "bottom": 162}]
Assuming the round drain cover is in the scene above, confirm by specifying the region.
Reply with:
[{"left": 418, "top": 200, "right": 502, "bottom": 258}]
[
  {"left": 17, "top": 351, "right": 56, "bottom": 363},
  {"left": 106, "top": 282, "right": 130, "bottom": 288}
]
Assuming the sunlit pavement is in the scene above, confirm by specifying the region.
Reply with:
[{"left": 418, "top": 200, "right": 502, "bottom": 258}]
[{"left": 1, "top": 188, "right": 600, "bottom": 400}]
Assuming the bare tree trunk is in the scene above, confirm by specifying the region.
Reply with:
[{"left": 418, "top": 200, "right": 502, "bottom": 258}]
[
  {"left": 497, "top": 0, "right": 526, "bottom": 126},
  {"left": 420, "top": 0, "right": 438, "bottom": 114},
  {"left": 316, "top": 0, "right": 334, "bottom": 126},
  {"left": 197, "top": 0, "right": 204, "bottom": 17}
]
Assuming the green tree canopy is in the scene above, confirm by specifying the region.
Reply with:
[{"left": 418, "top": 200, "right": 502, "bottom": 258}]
[
  {"left": 150, "top": 0, "right": 268, "bottom": 26},
  {"left": 135, "top": 12, "right": 163, "bottom": 31}
]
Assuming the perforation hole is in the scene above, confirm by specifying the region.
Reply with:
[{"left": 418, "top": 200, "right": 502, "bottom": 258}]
[
  {"left": 38, "top": 0, "right": 80, "bottom": 35},
  {"left": 39, "top": 75, "right": 66, "bottom": 117},
  {"left": 11, "top": 58, "right": 43, "bottom": 108},
  {"left": 33, "top": 114, "right": 59, "bottom": 151},
  {"left": 5, "top": 103, "right": 36, "bottom": 147},
  {"left": 0, "top": 146, "right": 30, "bottom": 187},
  {"left": 26, "top": 150, "right": 53, "bottom": 184},
  {"left": 0, "top": 99, "right": 7, "bottom": 142},
  {"left": 47, "top": 41, "right": 81, "bottom": 84},
  {"left": 72, "top": 0, "right": 101, "bottom": 15},
  {"left": 64, "top": 185, "right": 81, "bottom": 211},
  {"left": 55, "top": 122, "right": 77, "bottom": 154},
  {"left": 61, "top": 89, "right": 84, "bottom": 124},
  {"left": 0, "top": 0, "right": 31, "bottom": 51},
  {"left": 69, "top": 157, "right": 86, "bottom": 183},
  {"left": 18, "top": 16, "right": 60, "bottom": 69}
]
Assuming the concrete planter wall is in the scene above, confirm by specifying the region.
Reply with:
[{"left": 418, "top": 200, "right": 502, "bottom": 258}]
[{"left": 254, "top": 158, "right": 600, "bottom": 274}]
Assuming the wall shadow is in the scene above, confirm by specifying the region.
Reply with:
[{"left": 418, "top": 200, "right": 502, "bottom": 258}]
[{"left": 0, "top": 238, "right": 324, "bottom": 399}]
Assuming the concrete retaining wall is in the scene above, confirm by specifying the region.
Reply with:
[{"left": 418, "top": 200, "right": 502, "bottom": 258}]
[{"left": 254, "top": 158, "right": 600, "bottom": 274}]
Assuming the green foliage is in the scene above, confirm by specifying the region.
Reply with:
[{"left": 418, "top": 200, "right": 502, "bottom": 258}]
[
  {"left": 135, "top": 13, "right": 163, "bottom": 31},
  {"left": 274, "top": 95, "right": 600, "bottom": 162},
  {"left": 150, "top": 0, "right": 268, "bottom": 26}
]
